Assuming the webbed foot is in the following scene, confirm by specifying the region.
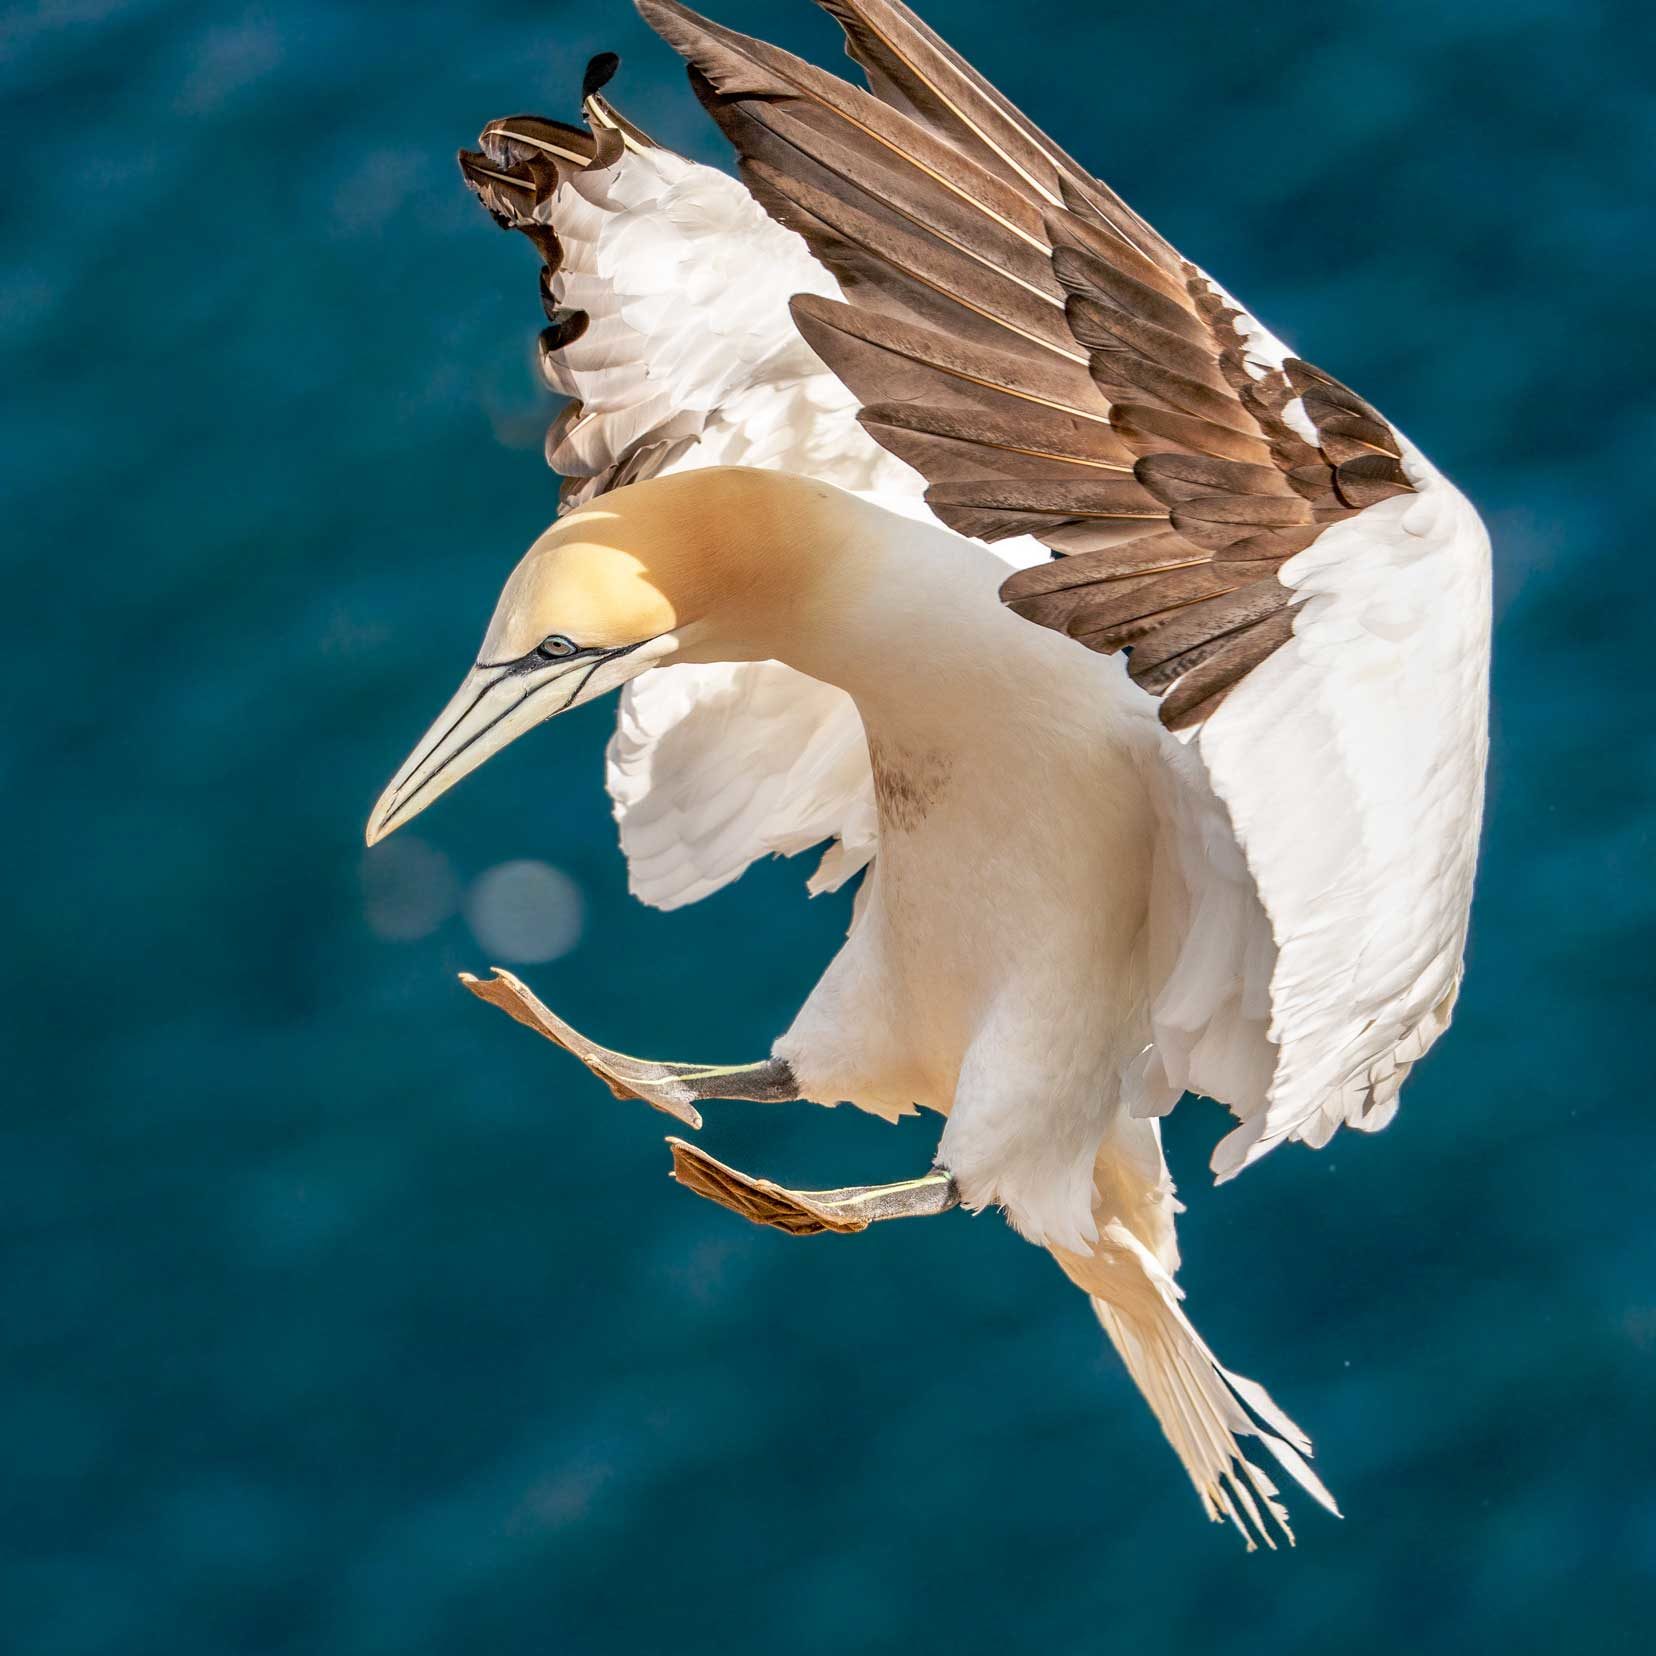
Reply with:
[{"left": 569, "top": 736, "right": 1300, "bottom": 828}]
[
  {"left": 460, "top": 968, "right": 797, "bottom": 1130},
  {"left": 666, "top": 1137, "right": 959, "bottom": 1237}
]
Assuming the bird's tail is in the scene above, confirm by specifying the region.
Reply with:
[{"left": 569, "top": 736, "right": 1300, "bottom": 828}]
[{"left": 1056, "top": 1223, "right": 1341, "bottom": 1549}]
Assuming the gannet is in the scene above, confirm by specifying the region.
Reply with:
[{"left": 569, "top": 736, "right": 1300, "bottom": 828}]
[{"left": 365, "top": 0, "right": 1491, "bottom": 1547}]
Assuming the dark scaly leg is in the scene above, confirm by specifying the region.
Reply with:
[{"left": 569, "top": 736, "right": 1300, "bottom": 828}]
[
  {"left": 460, "top": 968, "right": 796, "bottom": 1129},
  {"left": 461, "top": 968, "right": 959, "bottom": 1238},
  {"left": 666, "top": 1138, "right": 959, "bottom": 1237}
]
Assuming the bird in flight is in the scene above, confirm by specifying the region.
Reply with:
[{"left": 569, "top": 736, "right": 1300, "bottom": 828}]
[{"left": 366, "top": 0, "right": 1491, "bottom": 1547}]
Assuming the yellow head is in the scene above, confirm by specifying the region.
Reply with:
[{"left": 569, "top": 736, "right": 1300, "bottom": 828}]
[{"left": 365, "top": 468, "right": 850, "bottom": 845}]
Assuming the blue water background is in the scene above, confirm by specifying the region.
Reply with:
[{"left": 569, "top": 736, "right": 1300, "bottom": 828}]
[{"left": 4, "top": 0, "right": 1654, "bottom": 1649}]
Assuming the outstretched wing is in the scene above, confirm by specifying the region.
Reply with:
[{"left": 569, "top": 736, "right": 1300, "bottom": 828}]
[
  {"left": 460, "top": 56, "right": 917, "bottom": 510},
  {"left": 643, "top": 0, "right": 1492, "bottom": 1174},
  {"left": 460, "top": 56, "right": 913, "bottom": 907}
]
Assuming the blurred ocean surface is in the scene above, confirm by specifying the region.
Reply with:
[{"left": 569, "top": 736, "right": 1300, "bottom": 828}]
[{"left": 4, "top": 0, "right": 1654, "bottom": 1650}]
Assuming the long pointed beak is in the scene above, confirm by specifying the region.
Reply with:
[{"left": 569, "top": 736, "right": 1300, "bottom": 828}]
[{"left": 365, "top": 640, "right": 668, "bottom": 847}]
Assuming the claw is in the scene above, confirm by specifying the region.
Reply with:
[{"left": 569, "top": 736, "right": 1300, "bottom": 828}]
[{"left": 667, "top": 1138, "right": 959, "bottom": 1237}]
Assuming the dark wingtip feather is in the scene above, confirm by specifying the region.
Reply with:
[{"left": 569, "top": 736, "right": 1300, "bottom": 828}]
[
  {"left": 455, "top": 147, "right": 513, "bottom": 227},
  {"left": 583, "top": 51, "right": 621, "bottom": 100},
  {"left": 540, "top": 310, "right": 590, "bottom": 353}
]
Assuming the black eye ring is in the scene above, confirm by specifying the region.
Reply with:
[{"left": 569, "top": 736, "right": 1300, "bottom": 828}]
[{"left": 537, "top": 635, "right": 579, "bottom": 661}]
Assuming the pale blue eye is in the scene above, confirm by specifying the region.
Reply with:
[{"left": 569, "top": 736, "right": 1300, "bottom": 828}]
[{"left": 537, "top": 635, "right": 579, "bottom": 660}]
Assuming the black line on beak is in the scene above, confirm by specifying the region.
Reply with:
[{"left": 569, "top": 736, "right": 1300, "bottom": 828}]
[
  {"left": 380, "top": 638, "right": 657, "bottom": 831},
  {"left": 405, "top": 661, "right": 513, "bottom": 793}
]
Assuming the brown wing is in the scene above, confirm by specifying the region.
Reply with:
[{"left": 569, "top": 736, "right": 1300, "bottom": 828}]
[{"left": 640, "top": 0, "right": 1414, "bottom": 729}]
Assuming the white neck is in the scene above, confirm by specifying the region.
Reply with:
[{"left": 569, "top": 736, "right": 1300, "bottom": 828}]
[{"left": 678, "top": 490, "right": 1047, "bottom": 743}]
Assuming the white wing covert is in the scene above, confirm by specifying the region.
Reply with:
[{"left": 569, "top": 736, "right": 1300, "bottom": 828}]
[{"left": 1184, "top": 467, "right": 1489, "bottom": 1175}]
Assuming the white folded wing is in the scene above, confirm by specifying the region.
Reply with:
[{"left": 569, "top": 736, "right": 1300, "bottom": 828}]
[
  {"left": 606, "top": 656, "right": 877, "bottom": 910},
  {"left": 1144, "top": 451, "right": 1489, "bottom": 1178}
]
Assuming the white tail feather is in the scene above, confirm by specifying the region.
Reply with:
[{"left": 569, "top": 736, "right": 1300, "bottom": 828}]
[{"left": 1062, "top": 1221, "right": 1340, "bottom": 1549}]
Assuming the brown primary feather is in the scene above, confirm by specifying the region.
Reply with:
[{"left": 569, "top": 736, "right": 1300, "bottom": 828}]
[
  {"left": 924, "top": 479, "right": 1167, "bottom": 545},
  {"left": 646, "top": 0, "right": 1058, "bottom": 247},
  {"left": 859, "top": 400, "right": 1135, "bottom": 481},
  {"left": 1046, "top": 200, "right": 1205, "bottom": 311},
  {"left": 1284, "top": 461, "right": 1343, "bottom": 505},
  {"left": 1006, "top": 584, "right": 1121, "bottom": 636},
  {"left": 1312, "top": 410, "right": 1406, "bottom": 466},
  {"left": 1031, "top": 522, "right": 1191, "bottom": 560},
  {"left": 1002, "top": 536, "right": 1202, "bottom": 603},
  {"left": 1127, "top": 581, "right": 1293, "bottom": 686},
  {"left": 1110, "top": 404, "right": 1277, "bottom": 467},
  {"left": 739, "top": 157, "right": 1084, "bottom": 364},
  {"left": 1058, "top": 246, "right": 1223, "bottom": 352},
  {"left": 1012, "top": 567, "right": 1209, "bottom": 637},
  {"left": 1066, "top": 295, "right": 1234, "bottom": 393},
  {"left": 1066, "top": 564, "right": 1255, "bottom": 637},
  {"left": 1087, "top": 349, "right": 1269, "bottom": 435},
  {"left": 628, "top": 1, "right": 1420, "bottom": 729},
  {"left": 1135, "top": 453, "right": 1294, "bottom": 504},
  {"left": 1334, "top": 452, "right": 1413, "bottom": 509},
  {"left": 811, "top": 0, "right": 1176, "bottom": 270},
  {"left": 1286, "top": 358, "right": 1395, "bottom": 419},
  {"left": 1173, "top": 493, "right": 1317, "bottom": 529},
  {"left": 715, "top": 97, "right": 1063, "bottom": 297},
  {"left": 581, "top": 52, "right": 666, "bottom": 153},
  {"left": 929, "top": 475, "right": 1164, "bottom": 520},
  {"left": 1160, "top": 610, "right": 1297, "bottom": 730},
  {"left": 1212, "top": 524, "right": 1326, "bottom": 566},
  {"left": 790, "top": 294, "right": 1125, "bottom": 439}
]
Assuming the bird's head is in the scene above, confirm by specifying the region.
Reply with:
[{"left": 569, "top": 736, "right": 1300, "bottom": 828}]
[{"left": 365, "top": 467, "right": 854, "bottom": 846}]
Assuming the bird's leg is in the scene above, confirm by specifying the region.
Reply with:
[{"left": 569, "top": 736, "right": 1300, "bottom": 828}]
[
  {"left": 460, "top": 969, "right": 959, "bottom": 1236},
  {"left": 459, "top": 968, "right": 797, "bottom": 1130},
  {"left": 666, "top": 1137, "right": 960, "bottom": 1238}
]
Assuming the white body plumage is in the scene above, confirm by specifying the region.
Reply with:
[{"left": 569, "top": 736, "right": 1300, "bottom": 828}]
[
  {"left": 537, "top": 102, "right": 1480, "bottom": 1544},
  {"left": 370, "top": 0, "right": 1494, "bottom": 1546},
  {"left": 590, "top": 152, "right": 1490, "bottom": 1188},
  {"left": 758, "top": 502, "right": 1163, "bottom": 1257}
]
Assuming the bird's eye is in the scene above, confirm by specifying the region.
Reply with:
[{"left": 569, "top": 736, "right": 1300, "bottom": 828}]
[{"left": 537, "top": 635, "right": 579, "bottom": 660}]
